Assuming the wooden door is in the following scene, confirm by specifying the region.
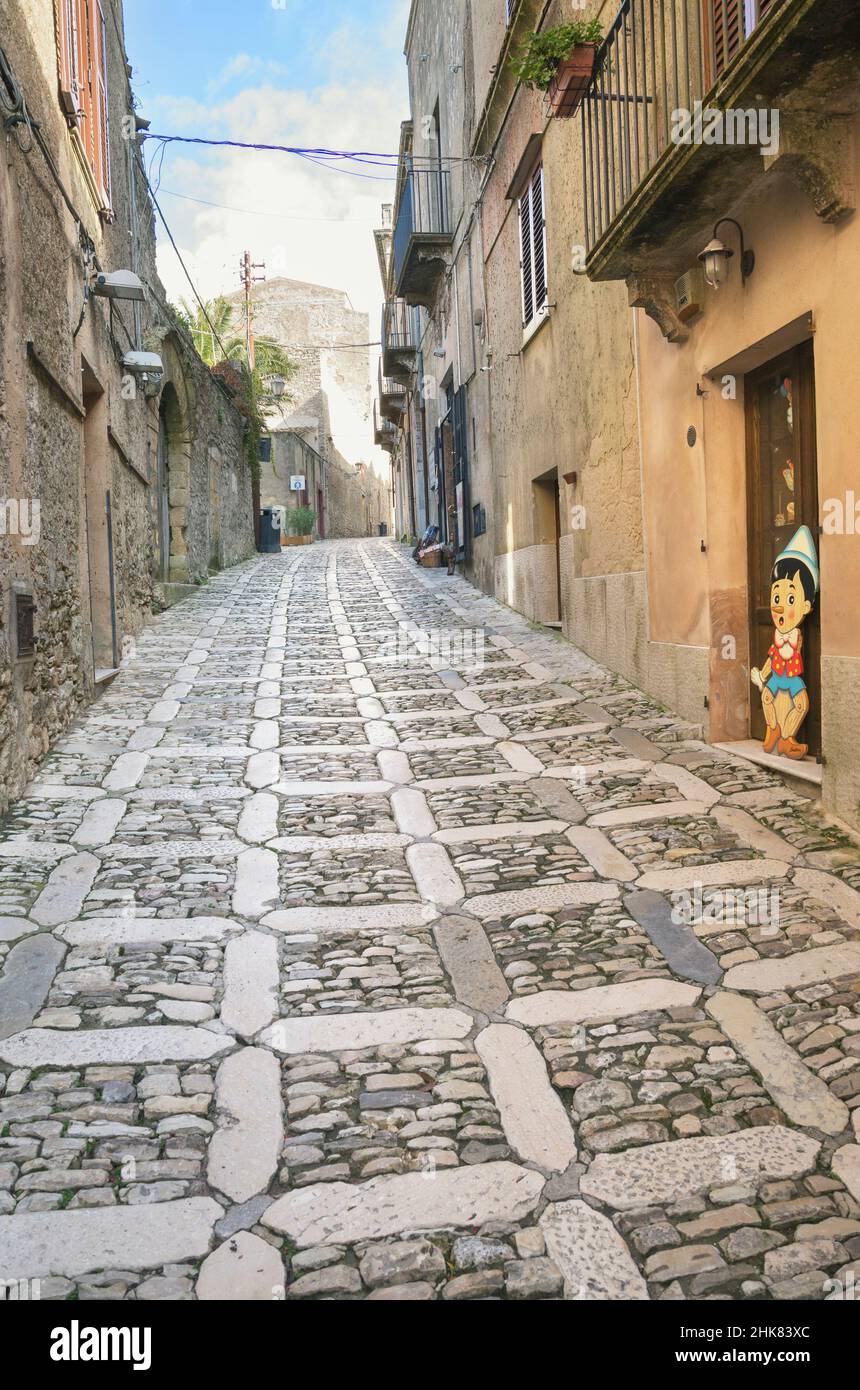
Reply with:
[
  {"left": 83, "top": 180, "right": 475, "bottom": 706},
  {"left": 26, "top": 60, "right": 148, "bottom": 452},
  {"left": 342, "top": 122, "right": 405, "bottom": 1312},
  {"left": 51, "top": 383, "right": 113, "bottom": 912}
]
[{"left": 745, "top": 340, "right": 821, "bottom": 756}]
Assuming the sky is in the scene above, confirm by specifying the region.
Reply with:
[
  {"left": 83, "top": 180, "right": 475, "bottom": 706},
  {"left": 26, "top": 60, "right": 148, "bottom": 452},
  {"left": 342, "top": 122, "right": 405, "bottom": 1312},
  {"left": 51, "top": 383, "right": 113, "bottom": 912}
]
[{"left": 124, "top": 0, "right": 410, "bottom": 318}]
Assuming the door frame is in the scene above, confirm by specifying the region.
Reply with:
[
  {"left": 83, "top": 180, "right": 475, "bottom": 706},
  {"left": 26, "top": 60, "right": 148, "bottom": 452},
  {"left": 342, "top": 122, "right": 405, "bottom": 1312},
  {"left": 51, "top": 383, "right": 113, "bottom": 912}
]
[
  {"left": 744, "top": 337, "right": 821, "bottom": 757},
  {"left": 157, "top": 405, "right": 171, "bottom": 583}
]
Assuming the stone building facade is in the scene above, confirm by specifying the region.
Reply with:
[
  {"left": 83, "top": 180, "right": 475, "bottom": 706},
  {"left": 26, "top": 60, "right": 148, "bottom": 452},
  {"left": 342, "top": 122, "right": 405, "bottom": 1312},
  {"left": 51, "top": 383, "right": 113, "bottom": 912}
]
[
  {"left": 227, "top": 277, "right": 391, "bottom": 540},
  {"left": 258, "top": 426, "right": 389, "bottom": 541},
  {"left": 383, "top": 0, "right": 860, "bottom": 832},
  {"left": 0, "top": 0, "right": 254, "bottom": 811}
]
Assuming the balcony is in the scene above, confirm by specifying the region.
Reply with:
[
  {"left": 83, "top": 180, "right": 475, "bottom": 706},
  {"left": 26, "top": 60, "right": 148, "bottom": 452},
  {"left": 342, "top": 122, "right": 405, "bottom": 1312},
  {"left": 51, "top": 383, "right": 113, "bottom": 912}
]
[
  {"left": 374, "top": 400, "right": 399, "bottom": 453},
  {"left": 580, "top": 0, "right": 860, "bottom": 336},
  {"left": 393, "top": 167, "right": 453, "bottom": 306},
  {"left": 378, "top": 362, "right": 408, "bottom": 424},
  {"left": 382, "top": 298, "right": 418, "bottom": 383}
]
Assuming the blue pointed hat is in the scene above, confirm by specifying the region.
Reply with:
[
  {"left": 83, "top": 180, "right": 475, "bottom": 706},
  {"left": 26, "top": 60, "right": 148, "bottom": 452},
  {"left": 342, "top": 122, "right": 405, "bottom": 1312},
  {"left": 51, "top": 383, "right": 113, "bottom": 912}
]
[{"left": 774, "top": 525, "right": 819, "bottom": 595}]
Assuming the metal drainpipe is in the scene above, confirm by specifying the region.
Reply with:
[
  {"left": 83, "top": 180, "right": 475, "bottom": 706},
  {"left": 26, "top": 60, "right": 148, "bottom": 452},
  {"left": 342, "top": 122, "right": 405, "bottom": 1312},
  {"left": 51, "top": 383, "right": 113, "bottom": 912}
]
[{"left": 127, "top": 131, "right": 142, "bottom": 350}]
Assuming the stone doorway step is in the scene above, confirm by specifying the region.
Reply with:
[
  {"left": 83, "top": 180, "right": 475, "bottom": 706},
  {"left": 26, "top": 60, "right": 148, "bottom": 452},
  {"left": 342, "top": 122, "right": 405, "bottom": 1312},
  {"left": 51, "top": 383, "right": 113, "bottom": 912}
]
[{"left": 714, "top": 739, "right": 823, "bottom": 801}]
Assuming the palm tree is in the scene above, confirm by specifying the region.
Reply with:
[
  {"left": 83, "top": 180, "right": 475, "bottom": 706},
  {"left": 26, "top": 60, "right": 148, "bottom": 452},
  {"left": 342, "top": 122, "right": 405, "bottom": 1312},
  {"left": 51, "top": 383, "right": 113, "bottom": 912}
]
[{"left": 176, "top": 296, "right": 295, "bottom": 385}]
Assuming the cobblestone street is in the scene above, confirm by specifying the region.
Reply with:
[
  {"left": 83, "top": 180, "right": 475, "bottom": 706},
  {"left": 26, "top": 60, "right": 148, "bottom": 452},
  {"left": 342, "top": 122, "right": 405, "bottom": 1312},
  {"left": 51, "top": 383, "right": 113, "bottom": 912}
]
[{"left": 1, "top": 538, "right": 859, "bottom": 1301}]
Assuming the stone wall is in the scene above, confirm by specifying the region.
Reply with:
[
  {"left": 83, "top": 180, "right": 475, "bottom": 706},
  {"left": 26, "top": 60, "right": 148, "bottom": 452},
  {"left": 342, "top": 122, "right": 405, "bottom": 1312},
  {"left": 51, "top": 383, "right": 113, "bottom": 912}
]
[
  {"left": 0, "top": 0, "right": 254, "bottom": 811},
  {"left": 325, "top": 459, "right": 390, "bottom": 541}
]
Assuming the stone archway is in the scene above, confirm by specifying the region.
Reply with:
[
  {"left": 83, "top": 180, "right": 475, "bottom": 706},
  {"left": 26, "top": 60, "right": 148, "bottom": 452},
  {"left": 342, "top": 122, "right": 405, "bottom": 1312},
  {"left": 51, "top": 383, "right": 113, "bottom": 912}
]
[{"left": 153, "top": 338, "right": 197, "bottom": 584}]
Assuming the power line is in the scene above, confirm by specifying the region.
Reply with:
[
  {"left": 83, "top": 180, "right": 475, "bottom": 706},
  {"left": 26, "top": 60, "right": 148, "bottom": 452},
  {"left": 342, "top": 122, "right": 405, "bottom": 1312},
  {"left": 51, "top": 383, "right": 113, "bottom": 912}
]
[
  {"left": 136, "top": 148, "right": 383, "bottom": 363},
  {"left": 141, "top": 132, "right": 481, "bottom": 168},
  {"left": 134, "top": 148, "right": 232, "bottom": 361}
]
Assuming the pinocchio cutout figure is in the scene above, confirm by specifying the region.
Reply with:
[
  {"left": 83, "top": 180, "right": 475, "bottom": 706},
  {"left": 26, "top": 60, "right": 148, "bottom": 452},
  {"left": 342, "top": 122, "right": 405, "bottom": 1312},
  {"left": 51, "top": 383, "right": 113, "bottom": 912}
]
[{"left": 751, "top": 525, "right": 819, "bottom": 761}]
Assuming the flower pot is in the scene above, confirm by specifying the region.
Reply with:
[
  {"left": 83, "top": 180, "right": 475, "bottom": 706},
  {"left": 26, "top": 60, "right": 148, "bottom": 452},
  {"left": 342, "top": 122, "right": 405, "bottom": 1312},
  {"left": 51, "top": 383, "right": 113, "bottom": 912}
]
[
  {"left": 281, "top": 534, "right": 313, "bottom": 547},
  {"left": 548, "top": 44, "right": 596, "bottom": 117}
]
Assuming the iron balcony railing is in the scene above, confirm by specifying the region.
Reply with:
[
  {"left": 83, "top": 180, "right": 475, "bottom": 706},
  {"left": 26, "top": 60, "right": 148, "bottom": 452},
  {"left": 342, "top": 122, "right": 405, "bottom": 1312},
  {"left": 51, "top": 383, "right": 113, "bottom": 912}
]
[
  {"left": 382, "top": 298, "right": 418, "bottom": 381},
  {"left": 392, "top": 166, "right": 452, "bottom": 287},
  {"left": 581, "top": 0, "right": 784, "bottom": 254},
  {"left": 374, "top": 399, "right": 399, "bottom": 450},
  {"left": 383, "top": 298, "right": 417, "bottom": 355},
  {"left": 378, "top": 361, "right": 407, "bottom": 423}
]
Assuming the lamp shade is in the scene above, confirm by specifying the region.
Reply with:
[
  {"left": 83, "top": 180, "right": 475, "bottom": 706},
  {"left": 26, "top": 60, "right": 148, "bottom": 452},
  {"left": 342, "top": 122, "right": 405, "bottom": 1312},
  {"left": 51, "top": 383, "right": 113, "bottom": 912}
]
[{"left": 698, "top": 238, "right": 733, "bottom": 289}]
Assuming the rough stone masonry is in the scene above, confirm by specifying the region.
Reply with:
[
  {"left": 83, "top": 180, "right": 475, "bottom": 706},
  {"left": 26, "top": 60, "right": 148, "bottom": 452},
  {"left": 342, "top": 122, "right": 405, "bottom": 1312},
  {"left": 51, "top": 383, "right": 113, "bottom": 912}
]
[{"left": 0, "top": 538, "right": 859, "bottom": 1301}]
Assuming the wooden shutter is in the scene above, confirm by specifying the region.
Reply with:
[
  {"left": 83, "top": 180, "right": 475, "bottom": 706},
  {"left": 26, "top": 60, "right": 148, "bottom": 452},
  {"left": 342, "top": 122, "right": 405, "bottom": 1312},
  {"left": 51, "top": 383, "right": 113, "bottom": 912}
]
[
  {"left": 710, "top": 0, "right": 742, "bottom": 78},
  {"left": 57, "top": 0, "right": 82, "bottom": 118},
  {"left": 531, "top": 166, "right": 547, "bottom": 315},
  {"left": 94, "top": 1, "right": 111, "bottom": 205},
  {"left": 519, "top": 163, "right": 547, "bottom": 328},
  {"left": 709, "top": 0, "right": 783, "bottom": 81},
  {"left": 56, "top": 0, "right": 111, "bottom": 208},
  {"left": 520, "top": 186, "right": 534, "bottom": 326}
]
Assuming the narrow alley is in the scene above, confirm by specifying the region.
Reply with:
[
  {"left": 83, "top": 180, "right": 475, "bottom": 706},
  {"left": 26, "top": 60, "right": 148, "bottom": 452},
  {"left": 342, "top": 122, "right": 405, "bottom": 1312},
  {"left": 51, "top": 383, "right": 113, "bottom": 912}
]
[{"left": 1, "top": 539, "right": 859, "bottom": 1301}]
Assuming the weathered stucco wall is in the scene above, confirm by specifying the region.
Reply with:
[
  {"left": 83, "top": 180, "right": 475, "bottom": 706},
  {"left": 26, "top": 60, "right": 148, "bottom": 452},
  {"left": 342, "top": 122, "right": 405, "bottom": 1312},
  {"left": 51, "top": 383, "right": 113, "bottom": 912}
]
[
  {"left": 637, "top": 120, "right": 860, "bottom": 825},
  {"left": 474, "top": 1, "right": 646, "bottom": 636}
]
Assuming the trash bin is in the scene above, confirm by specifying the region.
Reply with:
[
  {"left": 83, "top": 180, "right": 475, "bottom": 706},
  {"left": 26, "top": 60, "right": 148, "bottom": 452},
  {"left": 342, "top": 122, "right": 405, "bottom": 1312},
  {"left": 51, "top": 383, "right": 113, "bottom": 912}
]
[
  {"left": 259, "top": 508, "right": 281, "bottom": 554},
  {"left": 378, "top": 522, "right": 388, "bottom": 536}
]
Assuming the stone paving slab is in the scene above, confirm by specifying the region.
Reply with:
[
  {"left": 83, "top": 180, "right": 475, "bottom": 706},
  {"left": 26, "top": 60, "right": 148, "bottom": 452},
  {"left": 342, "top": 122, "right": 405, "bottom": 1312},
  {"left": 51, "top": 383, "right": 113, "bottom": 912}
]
[
  {"left": 475, "top": 1024, "right": 578, "bottom": 1172},
  {"left": 722, "top": 942, "right": 860, "bottom": 993},
  {"left": 706, "top": 991, "right": 850, "bottom": 1135},
  {"left": 260, "top": 1006, "right": 474, "bottom": 1054},
  {"left": 624, "top": 889, "right": 723, "bottom": 986},
  {"left": 262, "top": 1162, "right": 545, "bottom": 1247},
  {"left": 433, "top": 914, "right": 510, "bottom": 1013},
  {"left": 208, "top": 1047, "right": 282, "bottom": 1204},
  {"left": 505, "top": 978, "right": 702, "bottom": 1026},
  {"left": 56, "top": 915, "right": 244, "bottom": 945},
  {"left": 0, "top": 1198, "right": 223, "bottom": 1281},
  {"left": 0, "top": 1026, "right": 234, "bottom": 1066},
  {"left": 581, "top": 1128, "right": 821, "bottom": 1210},
  {"left": 540, "top": 1200, "right": 649, "bottom": 1300}
]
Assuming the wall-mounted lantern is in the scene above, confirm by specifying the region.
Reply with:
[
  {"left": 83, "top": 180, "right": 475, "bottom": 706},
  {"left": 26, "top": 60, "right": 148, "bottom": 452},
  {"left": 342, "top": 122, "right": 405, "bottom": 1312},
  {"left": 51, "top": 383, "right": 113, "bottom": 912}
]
[{"left": 698, "top": 218, "right": 755, "bottom": 289}]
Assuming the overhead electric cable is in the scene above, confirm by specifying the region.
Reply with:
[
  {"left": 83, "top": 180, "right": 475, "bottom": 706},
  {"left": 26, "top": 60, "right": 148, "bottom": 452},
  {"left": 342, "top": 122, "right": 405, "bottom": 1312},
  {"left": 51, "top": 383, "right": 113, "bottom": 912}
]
[
  {"left": 141, "top": 132, "right": 482, "bottom": 166},
  {"left": 134, "top": 149, "right": 232, "bottom": 361}
]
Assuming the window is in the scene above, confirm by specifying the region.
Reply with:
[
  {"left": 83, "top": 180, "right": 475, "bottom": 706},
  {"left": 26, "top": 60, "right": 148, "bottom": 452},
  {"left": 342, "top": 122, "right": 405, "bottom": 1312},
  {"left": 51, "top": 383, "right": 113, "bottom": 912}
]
[
  {"left": 519, "top": 162, "right": 548, "bottom": 330},
  {"left": 57, "top": 0, "right": 112, "bottom": 210},
  {"left": 709, "top": 0, "right": 782, "bottom": 79},
  {"left": 258, "top": 436, "right": 272, "bottom": 463}
]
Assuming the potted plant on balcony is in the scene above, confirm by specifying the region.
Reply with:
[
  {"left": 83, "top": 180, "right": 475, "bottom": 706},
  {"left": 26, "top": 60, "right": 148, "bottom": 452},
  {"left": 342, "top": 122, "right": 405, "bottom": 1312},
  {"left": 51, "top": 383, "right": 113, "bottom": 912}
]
[
  {"left": 509, "top": 18, "right": 603, "bottom": 118},
  {"left": 282, "top": 505, "right": 316, "bottom": 546}
]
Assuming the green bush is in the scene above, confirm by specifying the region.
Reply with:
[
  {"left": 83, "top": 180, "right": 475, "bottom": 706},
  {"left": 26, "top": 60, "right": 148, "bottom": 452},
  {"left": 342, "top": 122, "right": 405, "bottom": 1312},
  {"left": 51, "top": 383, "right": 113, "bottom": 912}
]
[
  {"left": 287, "top": 505, "right": 316, "bottom": 536},
  {"left": 509, "top": 20, "right": 603, "bottom": 92}
]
